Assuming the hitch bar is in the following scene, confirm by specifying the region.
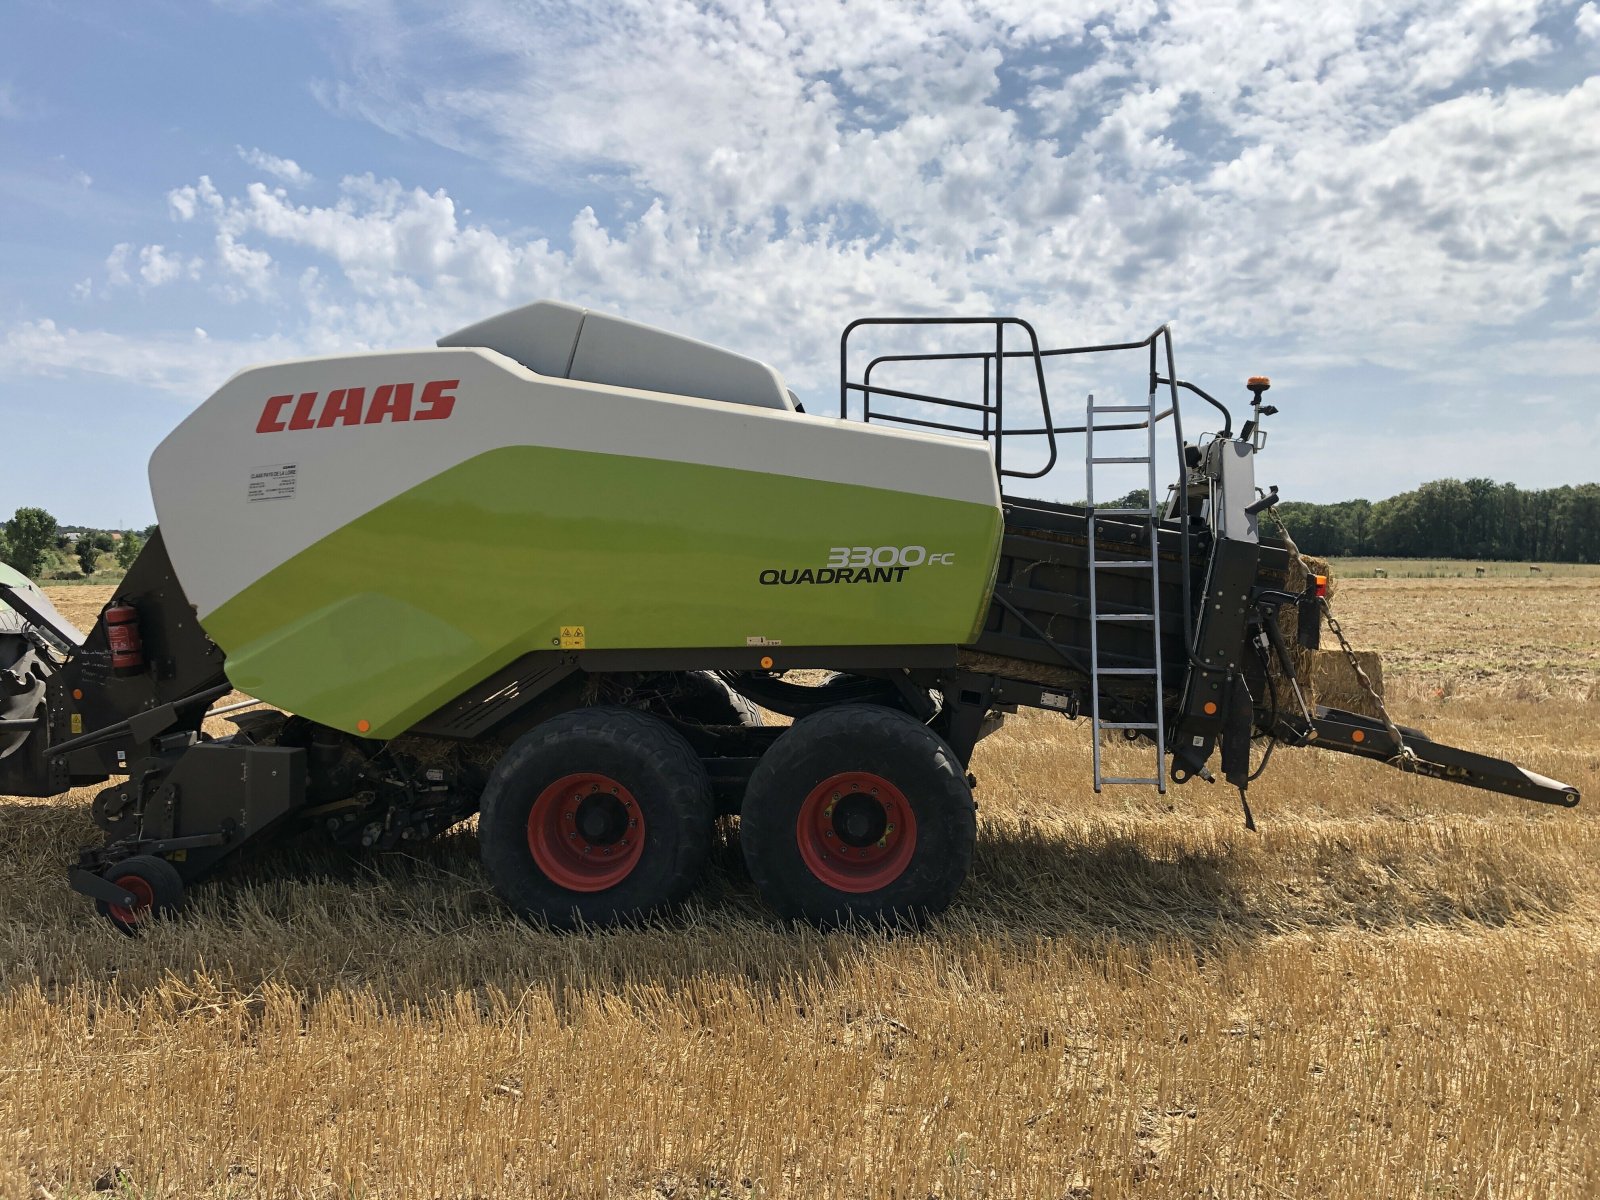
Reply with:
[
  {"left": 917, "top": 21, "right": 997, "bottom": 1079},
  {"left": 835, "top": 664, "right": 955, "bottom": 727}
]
[{"left": 1290, "top": 706, "right": 1581, "bottom": 808}]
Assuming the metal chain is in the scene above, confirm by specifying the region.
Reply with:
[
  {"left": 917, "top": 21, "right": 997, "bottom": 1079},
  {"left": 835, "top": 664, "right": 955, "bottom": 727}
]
[
  {"left": 1320, "top": 604, "right": 1416, "bottom": 768},
  {"left": 1264, "top": 507, "right": 1415, "bottom": 768}
]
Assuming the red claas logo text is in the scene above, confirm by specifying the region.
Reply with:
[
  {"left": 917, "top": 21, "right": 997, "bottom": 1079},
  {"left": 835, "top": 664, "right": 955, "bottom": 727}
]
[{"left": 256, "top": 379, "right": 458, "bottom": 433}]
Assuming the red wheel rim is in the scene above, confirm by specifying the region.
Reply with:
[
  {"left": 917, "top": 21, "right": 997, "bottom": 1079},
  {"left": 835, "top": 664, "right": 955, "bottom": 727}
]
[
  {"left": 527, "top": 772, "right": 646, "bottom": 893},
  {"left": 796, "top": 771, "right": 918, "bottom": 893},
  {"left": 107, "top": 874, "right": 156, "bottom": 925}
]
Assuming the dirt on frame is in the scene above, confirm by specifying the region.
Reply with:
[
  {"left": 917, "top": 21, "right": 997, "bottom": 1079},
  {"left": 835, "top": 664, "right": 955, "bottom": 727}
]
[{"left": 1, "top": 578, "right": 1596, "bottom": 1199}]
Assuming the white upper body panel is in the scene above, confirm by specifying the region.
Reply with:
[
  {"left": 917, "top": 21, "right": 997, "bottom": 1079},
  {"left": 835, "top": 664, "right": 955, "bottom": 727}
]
[{"left": 150, "top": 344, "right": 1000, "bottom": 617}]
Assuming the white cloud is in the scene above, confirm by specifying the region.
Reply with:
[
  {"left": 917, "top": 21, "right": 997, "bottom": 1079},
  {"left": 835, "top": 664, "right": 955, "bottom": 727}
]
[
  {"left": 104, "top": 243, "right": 132, "bottom": 288},
  {"left": 214, "top": 231, "right": 275, "bottom": 300},
  {"left": 237, "top": 146, "right": 314, "bottom": 186},
  {"left": 137, "top": 244, "right": 194, "bottom": 287},
  {"left": 0, "top": 318, "right": 298, "bottom": 398},
  {"left": 6, "top": 0, "right": 1599, "bottom": 497},
  {"left": 1578, "top": 3, "right": 1600, "bottom": 39}
]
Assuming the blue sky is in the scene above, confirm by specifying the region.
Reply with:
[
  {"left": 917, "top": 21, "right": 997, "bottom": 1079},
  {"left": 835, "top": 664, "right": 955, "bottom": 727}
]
[{"left": 2, "top": 0, "right": 1598, "bottom": 525}]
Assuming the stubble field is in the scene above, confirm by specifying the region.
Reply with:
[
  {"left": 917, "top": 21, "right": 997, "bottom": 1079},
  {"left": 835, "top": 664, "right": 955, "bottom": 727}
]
[{"left": 2, "top": 578, "right": 1597, "bottom": 1198}]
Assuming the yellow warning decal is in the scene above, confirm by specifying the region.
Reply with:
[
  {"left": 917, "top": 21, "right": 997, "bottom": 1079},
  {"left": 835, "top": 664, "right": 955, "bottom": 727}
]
[
  {"left": 559, "top": 625, "right": 586, "bottom": 649},
  {"left": 70, "top": 713, "right": 82, "bottom": 734}
]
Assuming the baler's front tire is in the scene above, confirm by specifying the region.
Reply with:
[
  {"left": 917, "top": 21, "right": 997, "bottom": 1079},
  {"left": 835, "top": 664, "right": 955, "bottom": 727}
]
[
  {"left": 478, "top": 707, "right": 713, "bottom": 929},
  {"left": 740, "top": 704, "right": 975, "bottom": 926},
  {"left": 95, "top": 854, "right": 185, "bottom": 936}
]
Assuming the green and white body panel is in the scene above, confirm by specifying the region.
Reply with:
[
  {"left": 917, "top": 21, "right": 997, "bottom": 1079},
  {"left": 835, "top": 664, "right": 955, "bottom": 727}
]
[{"left": 151, "top": 321, "right": 1003, "bottom": 739}]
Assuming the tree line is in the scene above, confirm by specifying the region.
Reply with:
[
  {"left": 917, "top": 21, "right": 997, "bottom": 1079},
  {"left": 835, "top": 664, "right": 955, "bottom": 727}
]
[
  {"left": 0, "top": 507, "right": 148, "bottom": 580},
  {"left": 1276, "top": 479, "right": 1600, "bottom": 562}
]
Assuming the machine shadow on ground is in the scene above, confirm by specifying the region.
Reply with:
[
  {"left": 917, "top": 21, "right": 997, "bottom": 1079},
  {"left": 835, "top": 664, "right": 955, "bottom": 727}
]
[{"left": 0, "top": 797, "right": 1575, "bottom": 1010}]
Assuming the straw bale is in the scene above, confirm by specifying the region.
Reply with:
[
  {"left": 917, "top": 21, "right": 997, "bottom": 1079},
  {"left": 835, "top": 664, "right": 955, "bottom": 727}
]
[{"left": 1307, "top": 649, "right": 1386, "bottom": 718}]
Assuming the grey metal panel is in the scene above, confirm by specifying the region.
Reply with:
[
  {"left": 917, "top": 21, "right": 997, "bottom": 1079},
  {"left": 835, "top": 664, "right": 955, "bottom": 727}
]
[
  {"left": 567, "top": 310, "right": 794, "bottom": 411},
  {"left": 436, "top": 300, "right": 587, "bottom": 378},
  {"left": 1211, "top": 439, "right": 1259, "bottom": 544}
]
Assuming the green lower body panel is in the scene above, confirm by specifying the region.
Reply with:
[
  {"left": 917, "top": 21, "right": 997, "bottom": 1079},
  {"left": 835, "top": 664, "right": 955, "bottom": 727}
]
[{"left": 202, "top": 445, "right": 1002, "bottom": 737}]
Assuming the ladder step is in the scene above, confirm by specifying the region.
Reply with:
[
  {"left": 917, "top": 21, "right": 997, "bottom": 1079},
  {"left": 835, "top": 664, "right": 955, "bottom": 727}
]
[
  {"left": 1095, "top": 612, "right": 1155, "bottom": 622},
  {"left": 1090, "top": 404, "right": 1151, "bottom": 413},
  {"left": 1096, "top": 667, "right": 1159, "bottom": 675},
  {"left": 1099, "top": 776, "right": 1163, "bottom": 786},
  {"left": 1097, "top": 721, "right": 1158, "bottom": 730},
  {"left": 1090, "top": 456, "right": 1151, "bottom": 464},
  {"left": 1090, "top": 559, "right": 1155, "bottom": 569},
  {"left": 1093, "top": 507, "right": 1155, "bottom": 516}
]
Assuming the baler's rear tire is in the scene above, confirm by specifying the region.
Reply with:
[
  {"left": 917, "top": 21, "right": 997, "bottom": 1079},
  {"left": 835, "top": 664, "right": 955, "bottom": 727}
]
[
  {"left": 661, "top": 672, "right": 763, "bottom": 727},
  {"left": 478, "top": 707, "right": 713, "bottom": 929},
  {"left": 740, "top": 704, "right": 975, "bottom": 926},
  {"left": 95, "top": 855, "right": 185, "bottom": 936}
]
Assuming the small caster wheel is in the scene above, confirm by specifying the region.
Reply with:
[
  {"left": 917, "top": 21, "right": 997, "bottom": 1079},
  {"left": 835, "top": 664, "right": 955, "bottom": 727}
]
[{"left": 95, "top": 855, "right": 185, "bottom": 936}]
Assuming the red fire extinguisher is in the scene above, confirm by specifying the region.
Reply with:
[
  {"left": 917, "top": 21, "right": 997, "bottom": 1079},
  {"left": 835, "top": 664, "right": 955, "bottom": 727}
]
[{"left": 104, "top": 602, "right": 145, "bottom": 677}]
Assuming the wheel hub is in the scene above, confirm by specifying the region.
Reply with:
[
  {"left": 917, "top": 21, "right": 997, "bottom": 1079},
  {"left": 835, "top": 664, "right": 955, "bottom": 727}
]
[
  {"left": 796, "top": 771, "right": 918, "bottom": 894},
  {"left": 106, "top": 874, "right": 155, "bottom": 926},
  {"left": 832, "top": 793, "right": 888, "bottom": 846},
  {"left": 527, "top": 773, "right": 646, "bottom": 893},
  {"left": 575, "top": 794, "right": 628, "bottom": 844}
]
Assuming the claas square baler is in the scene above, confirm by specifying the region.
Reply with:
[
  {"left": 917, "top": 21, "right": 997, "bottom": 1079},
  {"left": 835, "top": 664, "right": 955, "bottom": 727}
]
[{"left": 0, "top": 302, "right": 1580, "bottom": 931}]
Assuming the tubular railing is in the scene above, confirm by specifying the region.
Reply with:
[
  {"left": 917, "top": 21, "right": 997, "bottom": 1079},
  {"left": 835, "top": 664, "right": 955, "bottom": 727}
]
[{"left": 840, "top": 318, "right": 1238, "bottom": 657}]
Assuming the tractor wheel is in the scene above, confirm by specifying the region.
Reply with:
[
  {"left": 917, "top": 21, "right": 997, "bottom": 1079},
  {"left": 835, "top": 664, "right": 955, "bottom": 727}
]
[
  {"left": 740, "top": 704, "right": 975, "bottom": 926},
  {"left": 95, "top": 855, "right": 185, "bottom": 936},
  {"left": 478, "top": 707, "right": 713, "bottom": 928}
]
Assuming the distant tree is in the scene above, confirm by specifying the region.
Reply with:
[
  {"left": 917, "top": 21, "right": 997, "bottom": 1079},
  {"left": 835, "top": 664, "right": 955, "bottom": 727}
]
[
  {"left": 2, "top": 508, "right": 58, "bottom": 579},
  {"left": 76, "top": 540, "right": 100, "bottom": 576},
  {"left": 140, "top": 523, "right": 158, "bottom": 542},
  {"left": 91, "top": 531, "right": 116, "bottom": 553},
  {"left": 115, "top": 532, "right": 143, "bottom": 570}
]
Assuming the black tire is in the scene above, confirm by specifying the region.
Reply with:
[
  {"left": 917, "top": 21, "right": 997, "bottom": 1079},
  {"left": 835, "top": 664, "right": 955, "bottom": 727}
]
[
  {"left": 740, "top": 704, "right": 975, "bottom": 926},
  {"left": 661, "top": 672, "right": 763, "bottom": 727},
  {"left": 95, "top": 854, "right": 185, "bottom": 936},
  {"left": 478, "top": 707, "right": 713, "bottom": 928},
  {"left": 0, "top": 634, "right": 46, "bottom": 761}
]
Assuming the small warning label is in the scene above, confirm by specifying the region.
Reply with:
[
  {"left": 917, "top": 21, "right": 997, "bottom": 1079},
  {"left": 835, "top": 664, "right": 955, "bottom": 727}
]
[
  {"left": 559, "top": 625, "right": 586, "bottom": 649},
  {"left": 248, "top": 462, "right": 298, "bottom": 503}
]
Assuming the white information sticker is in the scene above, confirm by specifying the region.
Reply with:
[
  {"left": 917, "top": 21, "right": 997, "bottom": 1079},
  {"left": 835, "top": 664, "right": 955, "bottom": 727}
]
[{"left": 248, "top": 463, "right": 298, "bottom": 503}]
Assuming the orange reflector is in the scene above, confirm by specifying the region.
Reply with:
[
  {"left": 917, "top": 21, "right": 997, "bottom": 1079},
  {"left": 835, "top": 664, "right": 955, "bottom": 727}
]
[
  {"left": 1314, "top": 575, "right": 1328, "bottom": 599},
  {"left": 1351, "top": 729, "right": 1365, "bottom": 743},
  {"left": 72, "top": 688, "right": 83, "bottom": 700},
  {"left": 759, "top": 655, "right": 774, "bottom": 670},
  {"left": 1203, "top": 701, "right": 1218, "bottom": 715},
  {"left": 356, "top": 719, "right": 371, "bottom": 734}
]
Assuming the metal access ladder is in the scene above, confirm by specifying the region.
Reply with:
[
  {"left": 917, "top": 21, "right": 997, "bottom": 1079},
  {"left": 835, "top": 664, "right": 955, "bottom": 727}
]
[{"left": 1084, "top": 390, "right": 1167, "bottom": 793}]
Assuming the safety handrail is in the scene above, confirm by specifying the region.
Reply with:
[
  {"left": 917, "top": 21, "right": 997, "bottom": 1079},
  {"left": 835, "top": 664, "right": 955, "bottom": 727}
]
[
  {"left": 840, "top": 320, "right": 1235, "bottom": 487},
  {"left": 840, "top": 317, "right": 1057, "bottom": 480},
  {"left": 840, "top": 319, "right": 1239, "bottom": 658}
]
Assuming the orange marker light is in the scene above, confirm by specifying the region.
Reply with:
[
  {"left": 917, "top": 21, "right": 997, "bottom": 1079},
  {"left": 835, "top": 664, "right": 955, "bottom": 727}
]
[
  {"left": 1314, "top": 575, "right": 1328, "bottom": 599},
  {"left": 759, "top": 656, "right": 774, "bottom": 670},
  {"left": 72, "top": 688, "right": 83, "bottom": 700},
  {"left": 1351, "top": 729, "right": 1365, "bottom": 743},
  {"left": 356, "top": 719, "right": 371, "bottom": 734},
  {"left": 1203, "top": 701, "right": 1218, "bottom": 715}
]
